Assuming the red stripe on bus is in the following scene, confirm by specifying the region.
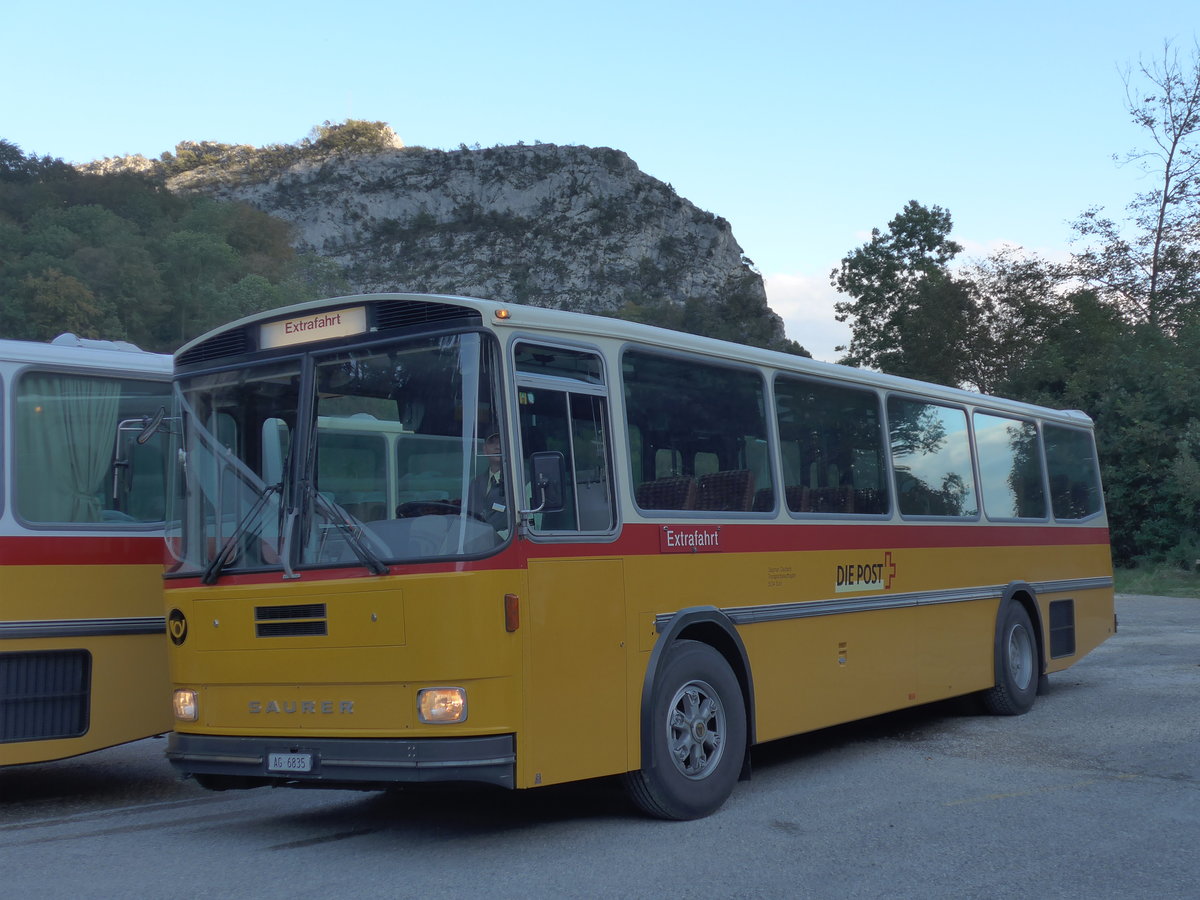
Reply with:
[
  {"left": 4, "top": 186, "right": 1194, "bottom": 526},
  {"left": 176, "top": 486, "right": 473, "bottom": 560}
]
[
  {"left": 0, "top": 535, "right": 166, "bottom": 566},
  {"left": 624, "top": 522, "right": 1112, "bottom": 554},
  {"left": 163, "top": 521, "right": 1110, "bottom": 589}
]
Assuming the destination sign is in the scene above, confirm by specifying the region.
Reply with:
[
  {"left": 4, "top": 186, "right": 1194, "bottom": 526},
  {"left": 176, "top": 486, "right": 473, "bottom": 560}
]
[{"left": 260, "top": 306, "right": 368, "bottom": 349}]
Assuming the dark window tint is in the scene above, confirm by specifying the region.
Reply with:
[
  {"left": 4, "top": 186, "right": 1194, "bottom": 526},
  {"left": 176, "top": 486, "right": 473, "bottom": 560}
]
[
  {"left": 774, "top": 376, "right": 888, "bottom": 515},
  {"left": 1043, "top": 424, "right": 1103, "bottom": 520},
  {"left": 515, "top": 344, "right": 604, "bottom": 383},
  {"left": 623, "top": 351, "right": 772, "bottom": 512}
]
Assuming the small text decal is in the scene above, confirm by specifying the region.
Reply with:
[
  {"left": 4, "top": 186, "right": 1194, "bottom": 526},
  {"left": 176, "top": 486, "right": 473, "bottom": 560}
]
[{"left": 660, "top": 525, "right": 722, "bottom": 553}]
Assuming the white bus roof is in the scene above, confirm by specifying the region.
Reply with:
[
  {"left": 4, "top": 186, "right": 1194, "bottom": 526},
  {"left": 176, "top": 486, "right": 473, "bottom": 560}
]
[
  {"left": 0, "top": 334, "right": 172, "bottom": 376},
  {"left": 178, "top": 293, "right": 1095, "bottom": 429}
]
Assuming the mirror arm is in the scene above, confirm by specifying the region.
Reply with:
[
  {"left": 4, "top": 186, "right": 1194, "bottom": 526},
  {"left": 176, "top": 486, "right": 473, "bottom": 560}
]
[{"left": 518, "top": 484, "right": 549, "bottom": 517}]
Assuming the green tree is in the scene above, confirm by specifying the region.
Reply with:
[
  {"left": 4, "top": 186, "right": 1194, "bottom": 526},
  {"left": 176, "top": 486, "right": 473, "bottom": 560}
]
[
  {"left": 999, "top": 292, "right": 1200, "bottom": 566},
  {"left": 957, "top": 248, "right": 1065, "bottom": 394},
  {"left": 13, "top": 269, "right": 105, "bottom": 339},
  {"left": 0, "top": 139, "right": 74, "bottom": 183},
  {"left": 0, "top": 139, "right": 323, "bottom": 351},
  {"left": 831, "top": 200, "right": 972, "bottom": 384},
  {"left": 157, "top": 230, "right": 241, "bottom": 344},
  {"left": 309, "top": 120, "right": 399, "bottom": 156},
  {"left": 1071, "top": 39, "right": 1200, "bottom": 330}
]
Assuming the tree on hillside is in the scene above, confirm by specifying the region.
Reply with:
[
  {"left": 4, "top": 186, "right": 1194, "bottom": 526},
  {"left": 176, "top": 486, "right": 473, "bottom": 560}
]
[
  {"left": 0, "top": 138, "right": 74, "bottom": 183},
  {"left": 831, "top": 200, "right": 973, "bottom": 385},
  {"left": 1072, "top": 39, "right": 1200, "bottom": 330},
  {"left": 309, "top": 120, "right": 399, "bottom": 155},
  {"left": 0, "top": 139, "right": 331, "bottom": 351}
]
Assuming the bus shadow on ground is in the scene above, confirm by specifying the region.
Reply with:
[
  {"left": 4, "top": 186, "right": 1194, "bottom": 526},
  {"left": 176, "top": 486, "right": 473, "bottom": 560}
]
[
  {"left": 749, "top": 693, "right": 985, "bottom": 774},
  {"left": 252, "top": 693, "right": 1024, "bottom": 840},
  {"left": 272, "top": 775, "right": 638, "bottom": 842},
  {"left": 0, "top": 735, "right": 191, "bottom": 812}
]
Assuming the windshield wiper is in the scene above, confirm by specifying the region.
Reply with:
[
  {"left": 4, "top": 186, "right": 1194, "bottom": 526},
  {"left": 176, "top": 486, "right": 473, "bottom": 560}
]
[
  {"left": 201, "top": 483, "right": 282, "bottom": 585},
  {"left": 310, "top": 489, "right": 389, "bottom": 576}
]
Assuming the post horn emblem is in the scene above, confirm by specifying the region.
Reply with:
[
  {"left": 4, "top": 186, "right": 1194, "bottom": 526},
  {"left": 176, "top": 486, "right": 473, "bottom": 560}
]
[{"left": 168, "top": 608, "right": 188, "bottom": 645}]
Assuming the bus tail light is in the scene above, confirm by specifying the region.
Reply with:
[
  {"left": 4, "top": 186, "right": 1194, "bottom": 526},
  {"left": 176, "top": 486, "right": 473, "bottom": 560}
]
[
  {"left": 504, "top": 593, "right": 520, "bottom": 632},
  {"left": 173, "top": 689, "right": 198, "bottom": 722},
  {"left": 417, "top": 687, "right": 467, "bottom": 724}
]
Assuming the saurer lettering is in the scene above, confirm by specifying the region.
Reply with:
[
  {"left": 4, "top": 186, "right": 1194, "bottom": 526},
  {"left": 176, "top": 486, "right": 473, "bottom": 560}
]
[{"left": 248, "top": 700, "right": 354, "bottom": 714}]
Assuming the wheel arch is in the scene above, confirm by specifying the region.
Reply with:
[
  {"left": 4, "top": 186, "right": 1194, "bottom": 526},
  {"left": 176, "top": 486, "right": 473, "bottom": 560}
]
[
  {"left": 638, "top": 606, "right": 756, "bottom": 778},
  {"left": 999, "top": 581, "right": 1046, "bottom": 679}
]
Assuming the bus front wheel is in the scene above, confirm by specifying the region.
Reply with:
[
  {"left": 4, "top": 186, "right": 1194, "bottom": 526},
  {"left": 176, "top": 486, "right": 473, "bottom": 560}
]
[
  {"left": 981, "top": 601, "right": 1038, "bottom": 716},
  {"left": 624, "top": 639, "right": 747, "bottom": 820}
]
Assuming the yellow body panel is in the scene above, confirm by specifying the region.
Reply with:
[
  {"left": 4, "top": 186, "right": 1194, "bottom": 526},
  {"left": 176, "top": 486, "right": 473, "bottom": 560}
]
[
  {"left": 168, "top": 570, "right": 526, "bottom": 742},
  {"left": 522, "top": 557, "right": 627, "bottom": 787},
  {"left": 5, "top": 562, "right": 165, "bottom": 621},
  {"left": 167, "top": 534, "right": 1114, "bottom": 787},
  {"left": 2, "top": 563, "right": 170, "bottom": 767}
]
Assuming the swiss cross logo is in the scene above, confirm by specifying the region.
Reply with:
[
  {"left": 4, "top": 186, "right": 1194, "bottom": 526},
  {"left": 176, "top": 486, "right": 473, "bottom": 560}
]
[{"left": 835, "top": 551, "right": 897, "bottom": 594}]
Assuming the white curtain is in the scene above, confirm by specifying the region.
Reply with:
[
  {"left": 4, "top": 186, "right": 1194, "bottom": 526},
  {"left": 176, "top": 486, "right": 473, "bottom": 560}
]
[{"left": 18, "top": 374, "right": 121, "bottom": 523}]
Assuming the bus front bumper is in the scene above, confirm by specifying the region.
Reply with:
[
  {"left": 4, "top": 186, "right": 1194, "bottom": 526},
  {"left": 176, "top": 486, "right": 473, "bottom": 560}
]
[{"left": 166, "top": 732, "right": 516, "bottom": 790}]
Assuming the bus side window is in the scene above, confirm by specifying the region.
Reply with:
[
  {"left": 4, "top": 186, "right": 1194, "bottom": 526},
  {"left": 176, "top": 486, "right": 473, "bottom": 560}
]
[
  {"left": 513, "top": 343, "right": 615, "bottom": 535},
  {"left": 974, "top": 413, "right": 1047, "bottom": 520},
  {"left": 623, "top": 350, "right": 773, "bottom": 513},
  {"left": 16, "top": 371, "right": 169, "bottom": 525},
  {"left": 774, "top": 374, "right": 888, "bottom": 516},
  {"left": 1043, "top": 424, "right": 1103, "bottom": 520},
  {"left": 888, "top": 397, "right": 978, "bottom": 518}
]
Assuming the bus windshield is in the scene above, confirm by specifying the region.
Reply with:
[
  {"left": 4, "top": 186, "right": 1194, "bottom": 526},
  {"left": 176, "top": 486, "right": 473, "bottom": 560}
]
[{"left": 169, "top": 331, "right": 506, "bottom": 577}]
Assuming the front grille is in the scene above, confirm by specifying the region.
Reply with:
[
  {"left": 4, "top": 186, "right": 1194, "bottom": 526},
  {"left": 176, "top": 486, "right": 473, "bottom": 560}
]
[
  {"left": 373, "top": 299, "right": 480, "bottom": 332},
  {"left": 0, "top": 650, "right": 91, "bottom": 743},
  {"left": 254, "top": 603, "right": 328, "bottom": 638},
  {"left": 256, "top": 621, "right": 328, "bottom": 637},
  {"left": 177, "top": 329, "right": 251, "bottom": 367},
  {"left": 255, "top": 604, "right": 327, "bottom": 620}
]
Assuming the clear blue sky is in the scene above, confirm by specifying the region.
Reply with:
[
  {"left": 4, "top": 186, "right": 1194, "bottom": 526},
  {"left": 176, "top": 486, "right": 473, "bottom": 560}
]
[{"left": 5, "top": 1, "right": 1197, "bottom": 359}]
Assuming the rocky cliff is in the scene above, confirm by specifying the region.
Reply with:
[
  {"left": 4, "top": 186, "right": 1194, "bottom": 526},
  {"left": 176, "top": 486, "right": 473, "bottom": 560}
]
[{"left": 92, "top": 128, "right": 797, "bottom": 351}]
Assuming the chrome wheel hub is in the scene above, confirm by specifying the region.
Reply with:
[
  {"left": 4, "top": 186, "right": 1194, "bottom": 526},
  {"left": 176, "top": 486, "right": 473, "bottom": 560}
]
[{"left": 666, "top": 680, "right": 725, "bottom": 780}]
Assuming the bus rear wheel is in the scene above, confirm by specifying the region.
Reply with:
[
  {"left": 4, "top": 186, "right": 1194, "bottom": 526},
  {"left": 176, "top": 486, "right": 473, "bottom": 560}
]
[
  {"left": 981, "top": 601, "right": 1038, "bottom": 716},
  {"left": 624, "top": 640, "right": 746, "bottom": 820}
]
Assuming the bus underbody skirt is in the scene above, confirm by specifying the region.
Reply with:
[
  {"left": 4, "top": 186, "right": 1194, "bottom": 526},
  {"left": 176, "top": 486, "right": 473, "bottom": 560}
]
[{"left": 166, "top": 732, "right": 516, "bottom": 790}]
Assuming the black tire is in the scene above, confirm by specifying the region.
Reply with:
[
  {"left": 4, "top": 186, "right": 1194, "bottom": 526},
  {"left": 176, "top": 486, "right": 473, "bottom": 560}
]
[
  {"left": 981, "top": 601, "right": 1039, "bottom": 716},
  {"left": 624, "top": 640, "right": 747, "bottom": 820}
]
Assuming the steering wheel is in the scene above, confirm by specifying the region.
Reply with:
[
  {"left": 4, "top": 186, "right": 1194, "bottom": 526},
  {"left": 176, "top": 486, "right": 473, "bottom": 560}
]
[{"left": 395, "top": 500, "right": 490, "bottom": 524}]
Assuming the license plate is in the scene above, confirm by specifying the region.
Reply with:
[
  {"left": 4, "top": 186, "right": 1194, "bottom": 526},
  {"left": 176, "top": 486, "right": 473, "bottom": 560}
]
[{"left": 268, "top": 752, "right": 313, "bottom": 773}]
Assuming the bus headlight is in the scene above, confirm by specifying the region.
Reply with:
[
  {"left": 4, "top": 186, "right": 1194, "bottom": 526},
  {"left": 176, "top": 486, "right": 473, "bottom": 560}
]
[
  {"left": 173, "top": 689, "right": 198, "bottom": 722},
  {"left": 417, "top": 687, "right": 467, "bottom": 724}
]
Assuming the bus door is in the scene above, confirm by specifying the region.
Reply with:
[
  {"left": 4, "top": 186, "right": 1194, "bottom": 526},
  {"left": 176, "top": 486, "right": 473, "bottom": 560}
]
[{"left": 513, "top": 343, "right": 624, "bottom": 787}]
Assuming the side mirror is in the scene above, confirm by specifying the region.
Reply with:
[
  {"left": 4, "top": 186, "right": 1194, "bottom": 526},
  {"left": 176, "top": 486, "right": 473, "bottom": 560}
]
[
  {"left": 137, "top": 406, "right": 168, "bottom": 445},
  {"left": 527, "top": 451, "right": 566, "bottom": 514}
]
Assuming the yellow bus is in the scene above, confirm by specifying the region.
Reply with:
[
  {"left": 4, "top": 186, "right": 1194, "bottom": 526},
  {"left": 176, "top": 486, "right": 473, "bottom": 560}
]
[
  {"left": 163, "top": 294, "right": 1115, "bottom": 818},
  {"left": 1, "top": 335, "right": 171, "bottom": 767}
]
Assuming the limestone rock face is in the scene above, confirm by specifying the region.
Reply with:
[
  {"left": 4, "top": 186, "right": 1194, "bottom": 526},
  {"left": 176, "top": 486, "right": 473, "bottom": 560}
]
[{"left": 98, "top": 139, "right": 787, "bottom": 347}]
